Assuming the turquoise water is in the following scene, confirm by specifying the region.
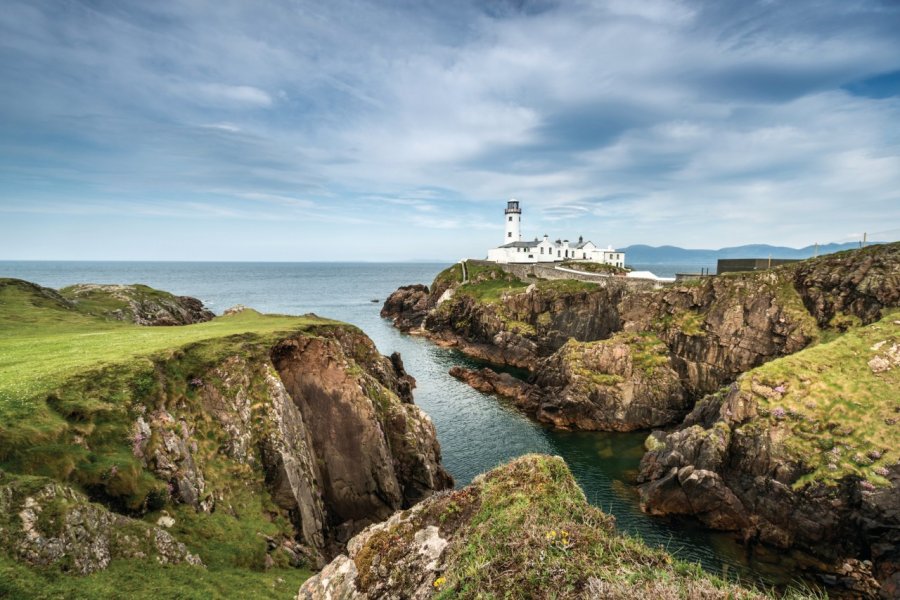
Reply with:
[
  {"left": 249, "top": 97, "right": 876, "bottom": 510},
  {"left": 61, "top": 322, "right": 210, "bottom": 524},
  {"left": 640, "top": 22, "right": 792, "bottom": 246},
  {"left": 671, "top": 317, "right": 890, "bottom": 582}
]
[{"left": 0, "top": 261, "right": 793, "bottom": 586}]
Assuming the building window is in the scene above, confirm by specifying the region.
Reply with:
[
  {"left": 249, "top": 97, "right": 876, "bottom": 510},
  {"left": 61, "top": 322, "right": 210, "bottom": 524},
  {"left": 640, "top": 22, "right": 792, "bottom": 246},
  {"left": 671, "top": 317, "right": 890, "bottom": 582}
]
[
  {"left": 540, "top": 247, "right": 544, "bottom": 254},
  {"left": 508, "top": 232, "right": 512, "bottom": 238},
  {"left": 508, "top": 216, "right": 512, "bottom": 222}
]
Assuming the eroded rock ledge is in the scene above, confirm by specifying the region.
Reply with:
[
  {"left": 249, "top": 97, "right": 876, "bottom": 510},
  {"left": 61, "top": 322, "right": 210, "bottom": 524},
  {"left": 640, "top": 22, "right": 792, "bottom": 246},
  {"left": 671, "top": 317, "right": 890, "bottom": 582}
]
[
  {"left": 299, "top": 455, "right": 771, "bottom": 600},
  {"left": 383, "top": 244, "right": 900, "bottom": 432},
  {"left": 638, "top": 315, "right": 900, "bottom": 598}
]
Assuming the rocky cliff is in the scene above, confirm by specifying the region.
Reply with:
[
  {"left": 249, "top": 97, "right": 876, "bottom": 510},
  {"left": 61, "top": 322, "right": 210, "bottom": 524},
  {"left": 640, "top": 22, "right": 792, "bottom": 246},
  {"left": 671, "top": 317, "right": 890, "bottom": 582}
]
[
  {"left": 384, "top": 244, "right": 900, "bottom": 431},
  {"left": 0, "top": 280, "right": 451, "bottom": 598},
  {"left": 299, "top": 454, "right": 778, "bottom": 600},
  {"left": 637, "top": 313, "right": 900, "bottom": 598},
  {"left": 59, "top": 283, "right": 215, "bottom": 325}
]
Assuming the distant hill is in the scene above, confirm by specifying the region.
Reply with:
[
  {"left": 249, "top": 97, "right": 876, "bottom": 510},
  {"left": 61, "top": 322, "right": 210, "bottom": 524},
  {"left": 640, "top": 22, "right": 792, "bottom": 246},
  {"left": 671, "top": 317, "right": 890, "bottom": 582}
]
[{"left": 621, "top": 242, "right": 879, "bottom": 265}]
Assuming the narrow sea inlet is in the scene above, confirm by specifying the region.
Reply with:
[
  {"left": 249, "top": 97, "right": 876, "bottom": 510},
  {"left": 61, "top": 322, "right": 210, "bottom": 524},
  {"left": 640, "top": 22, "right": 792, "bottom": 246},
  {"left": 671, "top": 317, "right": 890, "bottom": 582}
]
[{"left": 0, "top": 260, "right": 794, "bottom": 586}]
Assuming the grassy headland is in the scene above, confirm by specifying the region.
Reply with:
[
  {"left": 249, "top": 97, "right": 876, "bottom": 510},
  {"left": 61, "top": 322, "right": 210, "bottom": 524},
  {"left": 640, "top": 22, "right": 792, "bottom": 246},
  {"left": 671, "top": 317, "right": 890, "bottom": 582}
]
[
  {"left": 739, "top": 310, "right": 900, "bottom": 487},
  {"left": 0, "top": 278, "right": 341, "bottom": 597}
]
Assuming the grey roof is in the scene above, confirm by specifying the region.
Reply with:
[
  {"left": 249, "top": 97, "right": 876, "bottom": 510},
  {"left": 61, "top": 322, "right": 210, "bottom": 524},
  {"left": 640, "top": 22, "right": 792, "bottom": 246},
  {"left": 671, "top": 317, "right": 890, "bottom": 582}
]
[{"left": 499, "top": 240, "right": 541, "bottom": 249}]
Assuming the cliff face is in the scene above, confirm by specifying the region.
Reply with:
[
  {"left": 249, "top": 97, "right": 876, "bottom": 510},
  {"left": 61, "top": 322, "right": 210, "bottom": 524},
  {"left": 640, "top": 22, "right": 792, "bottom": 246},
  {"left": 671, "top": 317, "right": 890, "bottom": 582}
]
[
  {"left": 637, "top": 314, "right": 900, "bottom": 598},
  {"left": 0, "top": 281, "right": 451, "bottom": 596},
  {"left": 299, "top": 455, "right": 772, "bottom": 600},
  {"left": 384, "top": 244, "right": 900, "bottom": 432},
  {"left": 530, "top": 333, "right": 687, "bottom": 431},
  {"left": 383, "top": 276, "right": 625, "bottom": 369},
  {"left": 619, "top": 267, "right": 817, "bottom": 398}
]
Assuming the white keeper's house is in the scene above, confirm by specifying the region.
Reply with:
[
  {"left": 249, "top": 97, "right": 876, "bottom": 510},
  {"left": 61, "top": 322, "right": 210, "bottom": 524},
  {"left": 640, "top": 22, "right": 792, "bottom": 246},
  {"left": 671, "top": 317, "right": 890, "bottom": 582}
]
[{"left": 486, "top": 200, "right": 625, "bottom": 267}]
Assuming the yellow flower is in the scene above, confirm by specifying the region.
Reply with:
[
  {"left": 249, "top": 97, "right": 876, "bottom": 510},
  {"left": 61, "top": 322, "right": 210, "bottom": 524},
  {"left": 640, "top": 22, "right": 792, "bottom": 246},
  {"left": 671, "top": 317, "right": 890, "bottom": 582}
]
[
  {"left": 433, "top": 576, "right": 447, "bottom": 589},
  {"left": 545, "top": 530, "right": 557, "bottom": 540}
]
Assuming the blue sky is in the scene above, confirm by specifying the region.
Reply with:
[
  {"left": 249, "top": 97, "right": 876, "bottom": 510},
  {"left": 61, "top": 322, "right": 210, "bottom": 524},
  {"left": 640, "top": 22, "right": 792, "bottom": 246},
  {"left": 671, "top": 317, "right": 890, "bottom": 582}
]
[{"left": 1, "top": 0, "right": 899, "bottom": 261}]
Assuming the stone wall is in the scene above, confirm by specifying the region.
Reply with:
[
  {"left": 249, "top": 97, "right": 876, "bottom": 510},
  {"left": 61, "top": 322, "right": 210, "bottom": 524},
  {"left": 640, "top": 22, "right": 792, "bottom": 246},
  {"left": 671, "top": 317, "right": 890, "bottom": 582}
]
[{"left": 466, "top": 259, "right": 662, "bottom": 290}]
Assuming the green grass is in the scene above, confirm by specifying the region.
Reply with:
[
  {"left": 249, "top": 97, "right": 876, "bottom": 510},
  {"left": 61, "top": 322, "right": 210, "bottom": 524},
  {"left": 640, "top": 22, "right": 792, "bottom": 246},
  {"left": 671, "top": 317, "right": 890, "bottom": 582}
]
[
  {"left": 560, "top": 260, "right": 628, "bottom": 275},
  {"left": 433, "top": 263, "right": 464, "bottom": 287},
  {"left": 737, "top": 310, "right": 900, "bottom": 487},
  {"left": 429, "top": 455, "right": 819, "bottom": 599},
  {"left": 0, "top": 553, "right": 310, "bottom": 600},
  {"left": 534, "top": 278, "right": 598, "bottom": 294},
  {"left": 654, "top": 308, "right": 706, "bottom": 337},
  {"left": 0, "top": 279, "right": 329, "bottom": 596},
  {"left": 0, "top": 279, "right": 332, "bottom": 419}
]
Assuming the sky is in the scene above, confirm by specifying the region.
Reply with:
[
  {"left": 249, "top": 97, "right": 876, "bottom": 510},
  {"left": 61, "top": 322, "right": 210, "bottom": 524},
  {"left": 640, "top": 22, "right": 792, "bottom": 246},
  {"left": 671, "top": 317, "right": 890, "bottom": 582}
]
[{"left": 1, "top": 0, "right": 899, "bottom": 261}]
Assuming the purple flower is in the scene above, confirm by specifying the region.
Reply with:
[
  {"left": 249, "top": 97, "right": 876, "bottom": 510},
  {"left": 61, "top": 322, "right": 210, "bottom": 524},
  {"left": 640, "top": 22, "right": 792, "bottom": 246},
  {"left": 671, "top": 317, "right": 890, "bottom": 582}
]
[
  {"left": 771, "top": 407, "right": 786, "bottom": 420},
  {"left": 860, "top": 481, "right": 876, "bottom": 492},
  {"left": 189, "top": 377, "right": 204, "bottom": 388},
  {"left": 773, "top": 385, "right": 786, "bottom": 394}
]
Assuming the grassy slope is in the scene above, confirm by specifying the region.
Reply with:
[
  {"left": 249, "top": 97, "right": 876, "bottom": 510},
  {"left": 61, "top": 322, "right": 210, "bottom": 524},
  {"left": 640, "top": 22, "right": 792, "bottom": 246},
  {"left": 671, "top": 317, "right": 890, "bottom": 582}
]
[
  {"left": 359, "top": 454, "right": 820, "bottom": 599},
  {"left": 738, "top": 310, "right": 900, "bottom": 487},
  {"left": 0, "top": 279, "right": 331, "bottom": 422},
  {"left": 0, "top": 279, "right": 333, "bottom": 598}
]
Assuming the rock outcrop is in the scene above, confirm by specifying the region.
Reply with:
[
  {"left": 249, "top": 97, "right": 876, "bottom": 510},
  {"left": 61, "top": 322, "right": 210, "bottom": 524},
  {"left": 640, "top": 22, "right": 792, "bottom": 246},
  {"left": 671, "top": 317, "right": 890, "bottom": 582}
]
[
  {"left": 381, "top": 284, "right": 431, "bottom": 332},
  {"left": 0, "top": 473, "right": 202, "bottom": 574},
  {"left": 126, "top": 325, "right": 453, "bottom": 561},
  {"left": 637, "top": 314, "right": 900, "bottom": 598},
  {"left": 0, "top": 281, "right": 452, "bottom": 591},
  {"left": 299, "top": 454, "right": 771, "bottom": 599},
  {"left": 448, "top": 366, "right": 534, "bottom": 409},
  {"left": 59, "top": 283, "right": 214, "bottom": 325},
  {"left": 385, "top": 244, "right": 900, "bottom": 432},
  {"left": 423, "top": 280, "right": 625, "bottom": 369},
  {"left": 530, "top": 333, "right": 687, "bottom": 431}
]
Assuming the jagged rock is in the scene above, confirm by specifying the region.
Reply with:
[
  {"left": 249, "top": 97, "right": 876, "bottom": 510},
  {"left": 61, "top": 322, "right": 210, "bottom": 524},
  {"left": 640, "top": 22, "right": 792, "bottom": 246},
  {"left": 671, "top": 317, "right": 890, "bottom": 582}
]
[
  {"left": 0, "top": 477, "right": 201, "bottom": 574},
  {"left": 637, "top": 378, "right": 899, "bottom": 598},
  {"left": 793, "top": 243, "right": 900, "bottom": 328},
  {"left": 59, "top": 283, "right": 214, "bottom": 325},
  {"left": 448, "top": 366, "right": 535, "bottom": 410},
  {"left": 272, "top": 332, "right": 452, "bottom": 553},
  {"left": 529, "top": 333, "right": 687, "bottom": 431},
  {"left": 386, "top": 244, "right": 900, "bottom": 433},
  {"left": 299, "top": 454, "right": 768, "bottom": 599},
  {"left": 133, "top": 409, "right": 209, "bottom": 511},
  {"left": 381, "top": 284, "right": 431, "bottom": 331},
  {"left": 421, "top": 283, "right": 626, "bottom": 369}
]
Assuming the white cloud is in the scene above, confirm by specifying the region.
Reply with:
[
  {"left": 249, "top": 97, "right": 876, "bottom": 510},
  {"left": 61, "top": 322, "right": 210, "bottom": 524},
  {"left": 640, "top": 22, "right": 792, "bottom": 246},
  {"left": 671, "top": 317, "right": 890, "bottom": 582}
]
[{"left": 192, "top": 83, "right": 273, "bottom": 108}]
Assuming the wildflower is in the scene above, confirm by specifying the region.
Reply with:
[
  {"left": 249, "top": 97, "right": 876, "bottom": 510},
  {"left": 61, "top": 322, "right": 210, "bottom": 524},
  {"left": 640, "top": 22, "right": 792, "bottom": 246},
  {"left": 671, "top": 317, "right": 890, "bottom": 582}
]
[
  {"left": 545, "top": 530, "right": 557, "bottom": 540},
  {"left": 860, "top": 481, "right": 876, "bottom": 492},
  {"left": 874, "top": 467, "right": 889, "bottom": 477},
  {"left": 773, "top": 385, "right": 786, "bottom": 394},
  {"left": 771, "top": 407, "right": 786, "bottom": 420},
  {"left": 433, "top": 576, "right": 447, "bottom": 589}
]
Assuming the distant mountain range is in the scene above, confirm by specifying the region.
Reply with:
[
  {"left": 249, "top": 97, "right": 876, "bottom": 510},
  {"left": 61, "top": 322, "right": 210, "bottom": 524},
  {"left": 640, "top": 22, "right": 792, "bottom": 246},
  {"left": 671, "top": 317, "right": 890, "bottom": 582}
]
[{"left": 621, "top": 242, "right": 881, "bottom": 265}]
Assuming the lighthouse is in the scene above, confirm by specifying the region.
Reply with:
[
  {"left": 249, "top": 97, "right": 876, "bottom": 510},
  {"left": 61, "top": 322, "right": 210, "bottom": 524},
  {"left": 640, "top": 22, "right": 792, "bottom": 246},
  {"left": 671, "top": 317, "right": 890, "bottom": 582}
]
[
  {"left": 487, "top": 199, "right": 626, "bottom": 267},
  {"left": 504, "top": 199, "right": 521, "bottom": 242}
]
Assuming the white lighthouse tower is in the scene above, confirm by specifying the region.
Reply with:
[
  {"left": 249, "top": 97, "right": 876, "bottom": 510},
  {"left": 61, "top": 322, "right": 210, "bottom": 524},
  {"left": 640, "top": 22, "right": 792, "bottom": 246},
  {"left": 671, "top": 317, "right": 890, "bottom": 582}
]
[{"left": 504, "top": 199, "right": 522, "bottom": 242}]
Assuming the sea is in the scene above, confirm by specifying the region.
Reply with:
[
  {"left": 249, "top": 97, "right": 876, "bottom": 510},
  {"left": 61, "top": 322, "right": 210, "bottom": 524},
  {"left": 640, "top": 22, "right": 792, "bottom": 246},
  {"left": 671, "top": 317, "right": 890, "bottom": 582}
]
[{"left": 0, "top": 260, "right": 802, "bottom": 587}]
